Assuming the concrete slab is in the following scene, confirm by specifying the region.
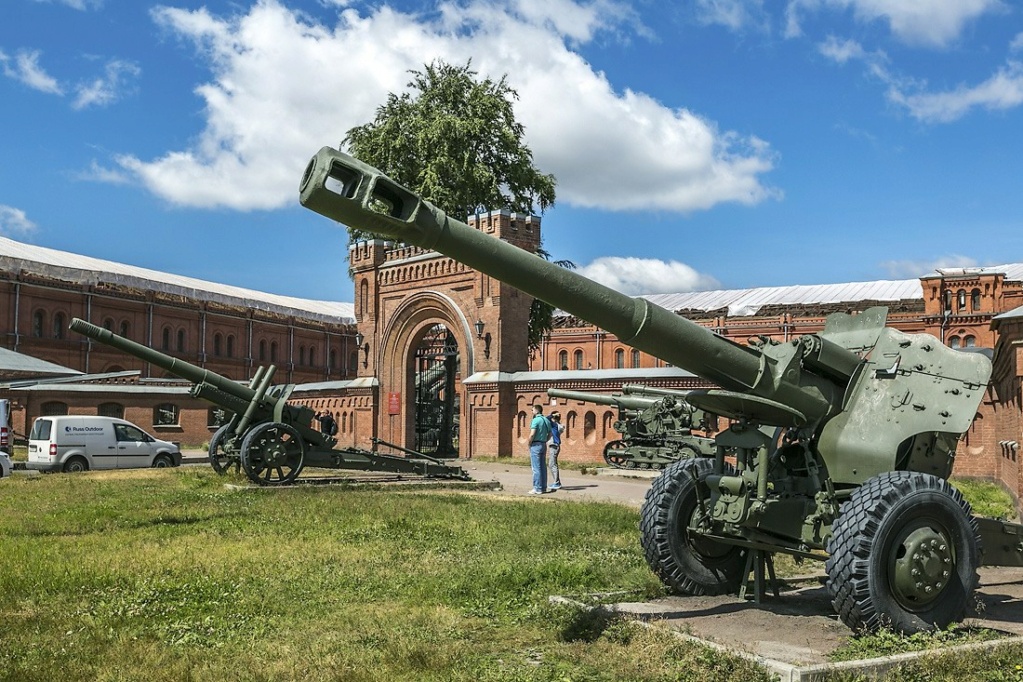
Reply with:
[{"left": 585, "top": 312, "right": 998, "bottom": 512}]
[{"left": 580, "top": 566, "right": 1023, "bottom": 680}]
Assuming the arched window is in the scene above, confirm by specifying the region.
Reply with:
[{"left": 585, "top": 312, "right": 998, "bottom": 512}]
[
  {"left": 40, "top": 401, "right": 68, "bottom": 416},
  {"left": 949, "top": 335, "right": 961, "bottom": 349},
  {"left": 226, "top": 335, "right": 235, "bottom": 358},
  {"left": 177, "top": 329, "right": 186, "bottom": 352},
  {"left": 631, "top": 349, "right": 641, "bottom": 368},
  {"left": 329, "top": 349, "right": 337, "bottom": 370},
  {"left": 52, "top": 312, "right": 65, "bottom": 339},
  {"left": 153, "top": 403, "right": 179, "bottom": 426},
  {"left": 32, "top": 310, "right": 45, "bottom": 337},
  {"left": 359, "top": 279, "right": 369, "bottom": 315},
  {"left": 584, "top": 411, "right": 596, "bottom": 444},
  {"left": 103, "top": 317, "right": 114, "bottom": 332},
  {"left": 964, "top": 335, "right": 976, "bottom": 347},
  {"left": 120, "top": 320, "right": 130, "bottom": 338},
  {"left": 271, "top": 342, "right": 278, "bottom": 363},
  {"left": 957, "top": 289, "right": 967, "bottom": 310},
  {"left": 299, "top": 346, "right": 306, "bottom": 366},
  {"left": 558, "top": 350, "right": 568, "bottom": 370},
  {"left": 259, "top": 340, "right": 267, "bottom": 362},
  {"left": 349, "top": 350, "right": 357, "bottom": 371},
  {"left": 309, "top": 345, "right": 316, "bottom": 367},
  {"left": 614, "top": 348, "right": 624, "bottom": 369},
  {"left": 213, "top": 333, "right": 222, "bottom": 357},
  {"left": 98, "top": 402, "right": 124, "bottom": 419},
  {"left": 573, "top": 350, "right": 584, "bottom": 370},
  {"left": 942, "top": 289, "right": 953, "bottom": 310},
  {"left": 971, "top": 289, "right": 981, "bottom": 311},
  {"left": 161, "top": 327, "right": 171, "bottom": 351}
]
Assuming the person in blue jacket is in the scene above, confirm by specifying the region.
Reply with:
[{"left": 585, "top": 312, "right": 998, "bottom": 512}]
[{"left": 547, "top": 411, "right": 564, "bottom": 490}]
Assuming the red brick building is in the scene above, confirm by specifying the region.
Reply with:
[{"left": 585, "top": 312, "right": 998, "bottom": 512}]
[{"left": 5, "top": 227, "right": 1023, "bottom": 506}]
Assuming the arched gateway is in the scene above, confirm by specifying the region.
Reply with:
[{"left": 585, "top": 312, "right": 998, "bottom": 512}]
[{"left": 347, "top": 211, "right": 541, "bottom": 458}]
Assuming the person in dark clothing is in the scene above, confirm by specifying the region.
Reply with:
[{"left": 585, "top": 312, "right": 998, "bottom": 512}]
[{"left": 317, "top": 411, "right": 337, "bottom": 435}]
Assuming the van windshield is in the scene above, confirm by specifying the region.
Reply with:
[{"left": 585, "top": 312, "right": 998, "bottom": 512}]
[{"left": 29, "top": 419, "right": 52, "bottom": 441}]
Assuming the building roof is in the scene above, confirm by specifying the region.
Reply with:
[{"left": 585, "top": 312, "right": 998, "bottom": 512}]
[
  {"left": 0, "top": 346, "right": 82, "bottom": 377},
  {"left": 0, "top": 236, "right": 354, "bottom": 325},
  {"left": 582, "top": 263, "right": 1023, "bottom": 319}
]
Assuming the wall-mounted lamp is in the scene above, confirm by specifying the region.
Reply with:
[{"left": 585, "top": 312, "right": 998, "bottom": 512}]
[
  {"left": 474, "top": 319, "right": 492, "bottom": 359},
  {"left": 354, "top": 331, "right": 368, "bottom": 368}
]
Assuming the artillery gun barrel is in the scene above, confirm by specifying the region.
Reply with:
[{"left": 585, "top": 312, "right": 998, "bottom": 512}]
[
  {"left": 69, "top": 318, "right": 256, "bottom": 404},
  {"left": 299, "top": 148, "right": 842, "bottom": 423},
  {"left": 622, "top": 385, "right": 692, "bottom": 399},
  {"left": 547, "top": 388, "right": 659, "bottom": 411}
]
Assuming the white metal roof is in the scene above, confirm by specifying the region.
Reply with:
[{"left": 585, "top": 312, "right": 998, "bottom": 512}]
[
  {"left": 0, "top": 237, "right": 354, "bottom": 324},
  {"left": 0, "top": 346, "right": 82, "bottom": 376}
]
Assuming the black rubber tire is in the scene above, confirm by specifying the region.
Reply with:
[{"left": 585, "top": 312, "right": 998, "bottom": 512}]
[
  {"left": 152, "top": 454, "right": 173, "bottom": 468},
  {"left": 640, "top": 458, "right": 746, "bottom": 595},
  {"left": 825, "top": 471, "right": 980, "bottom": 634},
  {"left": 63, "top": 457, "right": 88, "bottom": 473},
  {"left": 240, "top": 422, "right": 305, "bottom": 486},
  {"left": 208, "top": 424, "right": 240, "bottom": 475}
]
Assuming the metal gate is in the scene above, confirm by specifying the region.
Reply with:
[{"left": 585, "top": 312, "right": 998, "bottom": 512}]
[{"left": 413, "top": 324, "right": 459, "bottom": 457}]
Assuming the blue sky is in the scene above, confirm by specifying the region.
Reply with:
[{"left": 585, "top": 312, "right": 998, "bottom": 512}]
[{"left": 3, "top": 0, "right": 1023, "bottom": 305}]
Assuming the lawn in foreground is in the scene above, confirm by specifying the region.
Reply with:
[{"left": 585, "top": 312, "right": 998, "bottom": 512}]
[{"left": 0, "top": 468, "right": 771, "bottom": 682}]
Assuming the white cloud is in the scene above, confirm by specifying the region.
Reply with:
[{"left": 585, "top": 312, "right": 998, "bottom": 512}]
[
  {"left": 72, "top": 58, "right": 141, "bottom": 110},
  {"left": 880, "top": 255, "right": 978, "bottom": 278},
  {"left": 114, "top": 0, "right": 777, "bottom": 212},
  {"left": 575, "top": 257, "right": 720, "bottom": 295},
  {"left": 0, "top": 205, "right": 38, "bottom": 236},
  {"left": 787, "top": 0, "right": 1003, "bottom": 47},
  {"left": 888, "top": 61, "right": 1023, "bottom": 123},
  {"left": 694, "top": 0, "right": 767, "bottom": 32},
  {"left": 817, "top": 36, "right": 868, "bottom": 63},
  {"left": 1011, "top": 32, "right": 1023, "bottom": 53},
  {"left": 75, "top": 160, "right": 133, "bottom": 184},
  {"left": 0, "top": 49, "right": 64, "bottom": 95},
  {"left": 31, "top": 0, "right": 103, "bottom": 9}
]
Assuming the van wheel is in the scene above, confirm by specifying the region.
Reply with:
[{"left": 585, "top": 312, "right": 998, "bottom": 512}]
[
  {"left": 152, "top": 454, "right": 173, "bottom": 468},
  {"left": 63, "top": 457, "right": 88, "bottom": 473}
]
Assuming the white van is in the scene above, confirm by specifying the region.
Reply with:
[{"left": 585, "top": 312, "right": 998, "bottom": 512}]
[
  {"left": 0, "top": 398, "right": 10, "bottom": 451},
  {"left": 27, "top": 416, "right": 181, "bottom": 473}
]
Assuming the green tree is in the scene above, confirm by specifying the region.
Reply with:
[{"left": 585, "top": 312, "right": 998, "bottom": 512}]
[{"left": 343, "top": 59, "right": 569, "bottom": 355}]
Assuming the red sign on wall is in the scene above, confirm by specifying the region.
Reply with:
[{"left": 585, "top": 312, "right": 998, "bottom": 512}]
[{"left": 387, "top": 392, "right": 401, "bottom": 415}]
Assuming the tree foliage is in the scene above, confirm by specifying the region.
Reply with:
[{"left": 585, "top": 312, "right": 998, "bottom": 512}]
[
  {"left": 343, "top": 60, "right": 568, "bottom": 355},
  {"left": 343, "top": 60, "right": 556, "bottom": 229}
]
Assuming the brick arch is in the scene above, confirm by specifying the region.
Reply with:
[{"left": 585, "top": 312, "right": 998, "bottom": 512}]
[{"left": 376, "top": 291, "right": 476, "bottom": 449}]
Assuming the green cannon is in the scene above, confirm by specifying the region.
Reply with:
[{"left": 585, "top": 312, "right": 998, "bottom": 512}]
[
  {"left": 547, "top": 388, "right": 715, "bottom": 468},
  {"left": 621, "top": 384, "right": 719, "bottom": 432},
  {"left": 299, "top": 147, "right": 1023, "bottom": 633},
  {"left": 69, "top": 318, "right": 469, "bottom": 486}
]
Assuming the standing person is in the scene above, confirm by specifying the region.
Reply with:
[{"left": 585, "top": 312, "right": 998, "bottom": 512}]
[
  {"left": 528, "top": 404, "right": 551, "bottom": 495},
  {"left": 547, "top": 411, "right": 564, "bottom": 490},
  {"left": 318, "top": 410, "right": 336, "bottom": 436}
]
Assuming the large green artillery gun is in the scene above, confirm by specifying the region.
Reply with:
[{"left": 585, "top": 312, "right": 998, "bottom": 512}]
[
  {"left": 69, "top": 318, "right": 469, "bottom": 486},
  {"left": 299, "top": 147, "right": 1023, "bottom": 633},
  {"left": 547, "top": 388, "right": 715, "bottom": 468}
]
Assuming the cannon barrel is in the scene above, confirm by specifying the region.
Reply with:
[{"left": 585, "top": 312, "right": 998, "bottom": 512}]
[
  {"left": 547, "top": 388, "right": 659, "bottom": 411},
  {"left": 622, "top": 385, "right": 691, "bottom": 399},
  {"left": 69, "top": 318, "right": 256, "bottom": 404},
  {"left": 299, "top": 148, "right": 843, "bottom": 423}
]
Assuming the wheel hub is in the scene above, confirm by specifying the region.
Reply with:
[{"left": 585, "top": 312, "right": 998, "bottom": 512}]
[{"left": 892, "top": 526, "right": 953, "bottom": 606}]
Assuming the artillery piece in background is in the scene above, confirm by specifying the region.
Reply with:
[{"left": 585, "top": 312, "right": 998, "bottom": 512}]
[
  {"left": 546, "top": 388, "right": 715, "bottom": 469},
  {"left": 69, "top": 319, "right": 469, "bottom": 486},
  {"left": 300, "top": 147, "right": 1023, "bottom": 634}
]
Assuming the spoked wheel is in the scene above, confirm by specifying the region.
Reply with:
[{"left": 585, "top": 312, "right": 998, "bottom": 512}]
[
  {"left": 826, "top": 471, "right": 980, "bottom": 634},
  {"left": 603, "top": 440, "right": 630, "bottom": 468},
  {"left": 208, "top": 424, "right": 240, "bottom": 475},
  {"left": 640, "top": 458, "right": 746, "bottom": 595},
  {"left": 240, "top": 422, "right": 305, "bottom": 486}
]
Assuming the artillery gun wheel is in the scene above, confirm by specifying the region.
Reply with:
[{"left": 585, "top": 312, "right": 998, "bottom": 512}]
[
  {"left": 240, "top": 422, "right": 305, "bottom": 486},
  {"left": 603, "top": 440, "right": 630, "bottom": 468},
  {"left": 825, "top": 471, "right": 980, "bottom": 634},
  {"left": 208, "top": 424, "right": 240, "bottom": 475},
  {"left": 640, "top": 458, "right": 746, "bottom": 595}
]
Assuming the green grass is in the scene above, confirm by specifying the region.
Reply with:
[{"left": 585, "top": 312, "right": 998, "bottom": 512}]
[
  {"left": 952, "top": 477, "right": 1019, "bottom": 521},
  {"left": 0, "top": 468, "right": 772, "bottom": 682}
]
